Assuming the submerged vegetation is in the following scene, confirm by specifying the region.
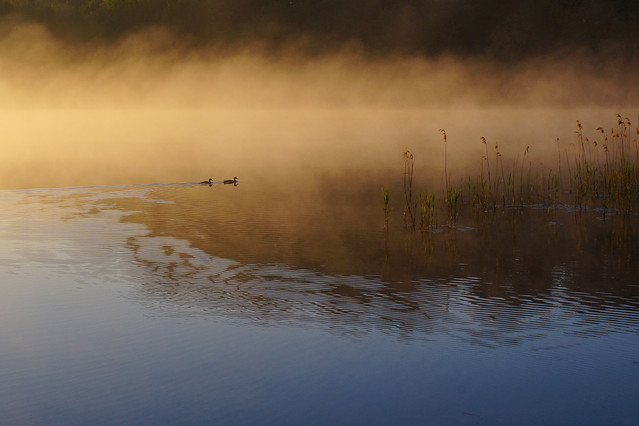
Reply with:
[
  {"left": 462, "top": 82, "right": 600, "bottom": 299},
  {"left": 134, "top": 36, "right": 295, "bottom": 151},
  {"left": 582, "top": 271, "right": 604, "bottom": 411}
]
[{"left": 391, "top": 115, "right": 639, "bottom": 231}]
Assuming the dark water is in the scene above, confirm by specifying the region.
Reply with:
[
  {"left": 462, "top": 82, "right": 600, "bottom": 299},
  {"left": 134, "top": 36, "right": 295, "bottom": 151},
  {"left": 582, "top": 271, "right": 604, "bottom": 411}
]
[{"left": 1, "top": 179, "right": 639, "bottom": 425}]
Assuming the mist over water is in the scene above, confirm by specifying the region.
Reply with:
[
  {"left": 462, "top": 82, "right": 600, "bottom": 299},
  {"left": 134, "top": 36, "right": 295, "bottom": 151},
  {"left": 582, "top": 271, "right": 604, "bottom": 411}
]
[
  {"left": 0, "top": 18, "right": 637, "bottom": 191},
  {"left": 1, "top": 106, "right": 636, "bottom": 191},
  {"left": 2, "top": 20, "right": 639, "bottom": 110},
  {"left": 2, "top": 6, "right": 639, "bottom": 424}
]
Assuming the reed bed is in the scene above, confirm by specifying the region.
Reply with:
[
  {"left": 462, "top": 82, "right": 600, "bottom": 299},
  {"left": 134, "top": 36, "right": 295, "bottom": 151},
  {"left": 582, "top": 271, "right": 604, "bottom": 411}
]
[{"left": 391, "top": 115, "right": 639, "bottom": 230}]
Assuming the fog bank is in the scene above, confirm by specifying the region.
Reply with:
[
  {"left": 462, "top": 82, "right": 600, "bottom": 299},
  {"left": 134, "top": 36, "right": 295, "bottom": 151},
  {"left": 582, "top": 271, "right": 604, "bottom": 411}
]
[
  {"left": 2, "top": 0, "right": 639, "bottom": 61},
  {"left": 1, "top": 22, "right": 638, "bottom": 109},
  {"left": 0, "top": 20, "right": 637, "bottom": 190}
]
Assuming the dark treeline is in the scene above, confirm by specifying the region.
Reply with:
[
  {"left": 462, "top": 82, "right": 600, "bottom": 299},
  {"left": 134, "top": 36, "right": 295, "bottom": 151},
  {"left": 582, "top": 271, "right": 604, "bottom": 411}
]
[{"left": 2, "top": 0, "right": 639, "bottom": 59}]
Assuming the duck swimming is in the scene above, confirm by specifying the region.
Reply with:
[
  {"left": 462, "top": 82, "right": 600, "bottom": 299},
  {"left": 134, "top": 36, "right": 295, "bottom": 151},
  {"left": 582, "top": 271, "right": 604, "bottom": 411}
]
[
  {"left": 200, "top": 178, "right": 213, "bottom": 184},
  {"left": 224, "top": 177, "right": 238, "bottom": 185}
]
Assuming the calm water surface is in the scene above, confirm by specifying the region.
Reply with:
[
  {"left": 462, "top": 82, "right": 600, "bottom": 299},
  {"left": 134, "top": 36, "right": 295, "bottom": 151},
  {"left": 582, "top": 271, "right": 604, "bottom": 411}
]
[{"left": 1, "top": 178, "right": 638, "bottom": 425}]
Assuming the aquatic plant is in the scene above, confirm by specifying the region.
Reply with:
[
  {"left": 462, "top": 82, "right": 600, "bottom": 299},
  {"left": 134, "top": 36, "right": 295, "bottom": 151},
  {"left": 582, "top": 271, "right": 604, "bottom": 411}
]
[
  {"left": 403, "top": 150, "right": 417, "bottom": 229},
  {"left": 440, "top": 129, "right": 460, "bottom": 224},
  {"left": 382, "top": 186, "right": 390, "bottom": 230},
  {"left": 445, "top": 187, "right": 460, "bottom": 223},
  {"left": 440, "top": 129, "right": 449, "bottom": 196},
  {"left": 481, "top": 136, "right": 491, "bottom": 206},
  {"left": 419, "top": 191, "right": 436, "bottom": 230},
  {"left": 385, "top": 115, "right": 639, "bottom": 231}
]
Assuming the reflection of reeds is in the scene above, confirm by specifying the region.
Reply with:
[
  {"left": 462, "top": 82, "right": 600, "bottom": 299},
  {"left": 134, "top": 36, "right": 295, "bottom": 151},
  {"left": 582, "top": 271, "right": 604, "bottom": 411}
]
[{"left": 385, "top": 115, "right": 639, "bottom": 230}]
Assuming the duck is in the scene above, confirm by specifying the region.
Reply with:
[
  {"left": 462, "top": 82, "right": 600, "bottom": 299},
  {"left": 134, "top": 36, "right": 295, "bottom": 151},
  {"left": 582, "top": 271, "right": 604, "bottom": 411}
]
[
  {"left": 224, "top": 177, "right": 238, "bottom": 185},
  {"left": 200, "top": 178, "right": 213, "bottom": 184}
]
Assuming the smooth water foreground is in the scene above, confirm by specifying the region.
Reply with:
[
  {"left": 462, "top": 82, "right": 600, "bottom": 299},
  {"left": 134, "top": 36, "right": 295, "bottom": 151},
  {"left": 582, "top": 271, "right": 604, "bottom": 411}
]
[{"left": 1, "top": 179, "right": 638, "bottom": 425}]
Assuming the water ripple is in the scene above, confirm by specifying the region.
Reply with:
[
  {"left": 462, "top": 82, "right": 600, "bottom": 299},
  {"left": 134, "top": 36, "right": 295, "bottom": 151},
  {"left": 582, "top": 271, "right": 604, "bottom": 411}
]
[{"left": 2, "top": 185, "right": 639, "bottom": 347}]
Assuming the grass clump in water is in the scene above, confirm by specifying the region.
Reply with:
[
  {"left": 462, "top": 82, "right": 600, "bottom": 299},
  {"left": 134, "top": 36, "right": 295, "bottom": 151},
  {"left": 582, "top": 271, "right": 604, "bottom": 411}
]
[{"left": 385, "top": 114, "right": 639, "bottom": 231}]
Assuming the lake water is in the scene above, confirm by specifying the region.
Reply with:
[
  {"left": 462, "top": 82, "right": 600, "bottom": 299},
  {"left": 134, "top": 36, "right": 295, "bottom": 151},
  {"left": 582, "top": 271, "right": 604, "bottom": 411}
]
[{"left": 1, "top": 109, "right": 639, "bottom": 424}]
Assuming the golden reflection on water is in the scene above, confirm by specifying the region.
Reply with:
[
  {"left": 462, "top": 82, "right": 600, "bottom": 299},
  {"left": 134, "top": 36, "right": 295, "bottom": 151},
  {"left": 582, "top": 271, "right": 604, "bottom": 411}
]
[
  {"left": 96, "top": 179, "right": 639, "bottom": 342},
  {"left": 2, "top": 182, "right": 639, "bottom": 344},
  {"left": 2, "top": 106, "right": 639, "bottom": 341},
  {"left": 123, "top": 180, "right": 639, "bottom": 286}
]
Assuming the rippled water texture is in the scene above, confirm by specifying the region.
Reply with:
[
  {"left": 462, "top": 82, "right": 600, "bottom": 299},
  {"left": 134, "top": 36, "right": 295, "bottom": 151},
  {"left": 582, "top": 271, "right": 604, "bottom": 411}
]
[{"left": 1, "top": 179, "right": 638, "bottom": 424}]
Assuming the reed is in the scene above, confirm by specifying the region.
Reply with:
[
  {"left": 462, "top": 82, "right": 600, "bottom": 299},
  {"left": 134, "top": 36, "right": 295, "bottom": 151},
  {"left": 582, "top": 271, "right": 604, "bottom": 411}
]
[
  {"left": 382, "top": 186, "right": 390, "bottom": 230},
  {"left": 403, "top": 150, "right": 417, "bottom": 229},
  {"left": 445, "top": 187, "right": 461, "bottom": 223},
  {"left": 519, "top": 146, "right": 530, "bottom": 206},
  {"left": 385, "top": 115, "right": 639, "bottom": 231},
  {"left": 481, "top": 136, "right": 492, "bottom": 206},
  {"left": 441, "top": 129, "right": 449, "bottom": 193},
  {"left": 419, "top": 191, "right": 436, "bottom": 230},
  {"left": 440, "top": 129, "right": 459, "bottom": 223}
]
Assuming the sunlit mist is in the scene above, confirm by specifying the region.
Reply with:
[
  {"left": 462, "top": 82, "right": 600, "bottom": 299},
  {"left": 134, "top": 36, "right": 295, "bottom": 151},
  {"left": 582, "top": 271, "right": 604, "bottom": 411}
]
[
  {"left": 0, "top": 21, "right": 636, "bottom": 190},
  {"left": 2, "top": 4, "right": 639, "bottom": 424}
]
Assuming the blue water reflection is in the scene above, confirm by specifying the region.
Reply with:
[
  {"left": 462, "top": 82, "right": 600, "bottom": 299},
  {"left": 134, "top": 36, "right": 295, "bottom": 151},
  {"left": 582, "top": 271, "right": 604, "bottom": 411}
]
[{"left": 0, "top": 185, "right": 638, "bottom": 424}]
